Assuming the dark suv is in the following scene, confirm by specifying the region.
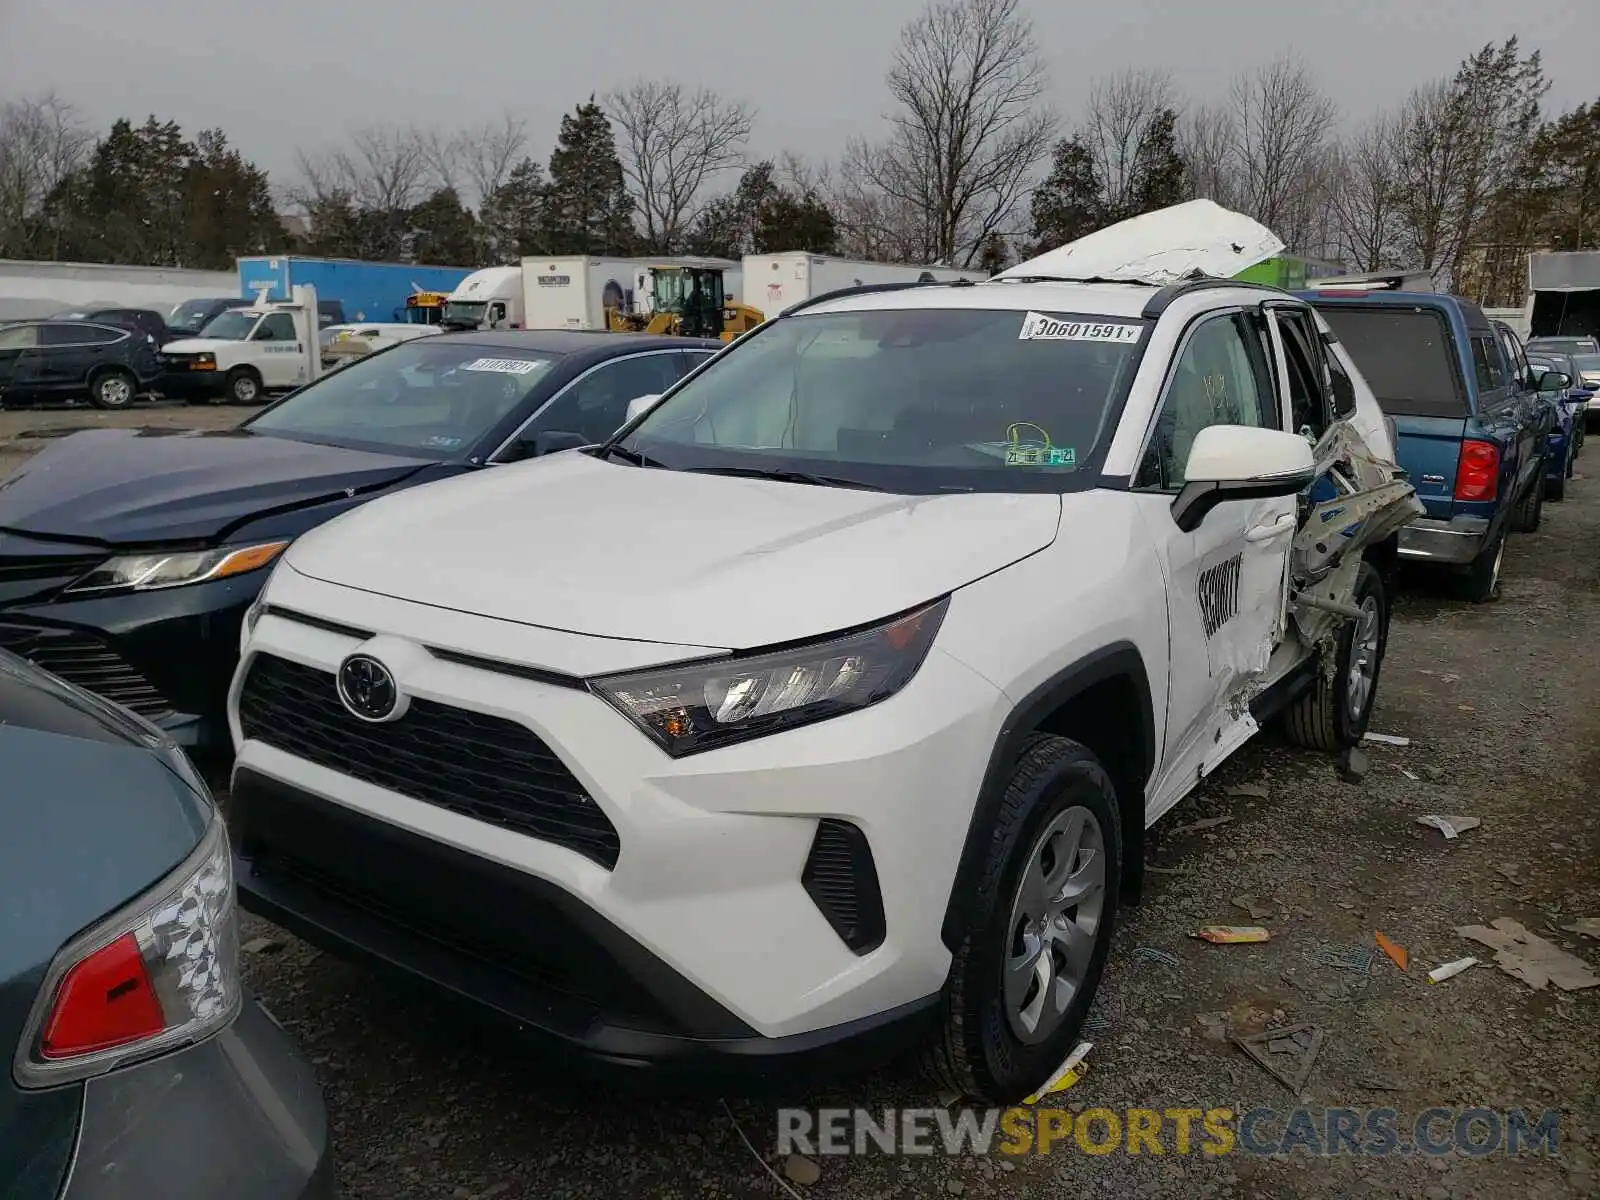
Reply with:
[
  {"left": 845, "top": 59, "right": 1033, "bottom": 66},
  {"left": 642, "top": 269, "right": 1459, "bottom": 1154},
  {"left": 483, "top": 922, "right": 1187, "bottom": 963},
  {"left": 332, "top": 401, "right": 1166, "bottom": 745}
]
[
  {"left": 50, "top": 307, "right": 174, "bottom": 346},
  {"left": 0, "top": 320, "right": 163, "bottom": 410}
]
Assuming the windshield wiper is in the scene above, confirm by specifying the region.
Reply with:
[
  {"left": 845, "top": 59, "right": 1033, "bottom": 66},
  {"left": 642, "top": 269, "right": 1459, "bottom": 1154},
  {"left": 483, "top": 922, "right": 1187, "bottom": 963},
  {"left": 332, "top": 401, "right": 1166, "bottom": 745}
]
[
  {"left": 596, "top": 443, "right": 669, "bottom": 469},
  {"left": 680, "top": 465, "right": 891, "bottom": 492}
]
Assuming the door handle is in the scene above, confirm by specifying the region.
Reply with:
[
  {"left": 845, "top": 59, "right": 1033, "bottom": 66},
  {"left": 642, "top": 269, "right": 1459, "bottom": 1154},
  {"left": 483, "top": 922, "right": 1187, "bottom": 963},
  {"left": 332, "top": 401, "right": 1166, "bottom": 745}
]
[{"left": 1245, "top": 513, "right": 1296, "bottom": 543}]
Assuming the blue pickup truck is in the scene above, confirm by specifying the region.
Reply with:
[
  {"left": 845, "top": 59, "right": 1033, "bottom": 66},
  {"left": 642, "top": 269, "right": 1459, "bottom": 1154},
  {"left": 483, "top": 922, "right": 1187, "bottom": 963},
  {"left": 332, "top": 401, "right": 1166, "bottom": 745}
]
[{"left": 1302, "top": 291, "right": 1556, "bottom": 602}]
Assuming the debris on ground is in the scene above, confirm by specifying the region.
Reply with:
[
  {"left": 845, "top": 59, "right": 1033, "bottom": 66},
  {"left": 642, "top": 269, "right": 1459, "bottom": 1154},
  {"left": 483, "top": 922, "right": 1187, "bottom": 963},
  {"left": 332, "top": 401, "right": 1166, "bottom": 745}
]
[
  {"left": 1308, "top": 944, "right": 1375, "bottom": 974},
  {"left": 1022, "top": 1041, "right": 1092, "bottom": 1105},
  {"left": 1456, "top": 918, "right": 1600, "bottom": 991},
  {"left": 1169, "top": 815, "right": 1235, "bottom": 836},
  {"left": 1397, "top": 766, "right": 1420, "bottom": 781},
  {"left": 1234, "top": 1024, "right": 1324, "bottom": 1093},
  {"left": 1132, "top": 946, "right": 1181, "bottom": 967},
  {"left": 1194, "top": 925, "right": 1271, "bottom": 944},
  {"left": 1231, "top": 895, "right": 1273, "bottom": 921},
  {"left": 1227, "top": 783, "right": 1270, "bottom": 799},
  {"left": 1375, "top": 931, "right": 1410, "bottom": 971},
  {"left": 1562, "top": 918, "right": 1600, "bottom": 939},
  {"left": 783, "top": 1154, "right": 821, "bottom": 1187},
  {"left": 1416, "top": 814, "right": 1482, "bottom": 839},
  {"left": 1338, "top": 746, "right": 1370, "bottom": 782},
  {"left": 1363, "top": 732, "right": 1412, "bottom": 746},
  {"left": 1427, "top": 956, "right": 1478, "bottom": 984},
  {"left": 1195, "top": 1012, "right": 1229, "bottom": 1043},
  {"left": 242, "top": 936, "right": 285, "bottom": 955}
]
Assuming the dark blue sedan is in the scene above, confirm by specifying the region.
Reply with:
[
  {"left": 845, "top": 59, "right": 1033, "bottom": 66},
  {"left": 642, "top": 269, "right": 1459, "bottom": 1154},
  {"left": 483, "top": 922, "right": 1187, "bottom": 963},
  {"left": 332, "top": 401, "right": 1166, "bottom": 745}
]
[{"left": 0, "top": 331, "right": 719, "bottom": 748}]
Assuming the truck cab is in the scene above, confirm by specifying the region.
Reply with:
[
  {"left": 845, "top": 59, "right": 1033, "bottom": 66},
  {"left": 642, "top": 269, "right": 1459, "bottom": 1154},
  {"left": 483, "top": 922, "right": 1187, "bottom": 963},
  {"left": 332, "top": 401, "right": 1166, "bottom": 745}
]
[
  {"left": 157, "top": 290, "right": 322, "bottom": 405},
  {"left": 441, "top": 267, "right": 523, "bottom": 331}
]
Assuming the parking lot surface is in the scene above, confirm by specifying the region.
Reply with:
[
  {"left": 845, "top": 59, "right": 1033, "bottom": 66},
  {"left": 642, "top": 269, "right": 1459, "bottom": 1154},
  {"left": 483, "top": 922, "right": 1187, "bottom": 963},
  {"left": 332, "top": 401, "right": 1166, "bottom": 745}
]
[{"left": 9, "top": 405, "right": 1597, "bottom": 1199}]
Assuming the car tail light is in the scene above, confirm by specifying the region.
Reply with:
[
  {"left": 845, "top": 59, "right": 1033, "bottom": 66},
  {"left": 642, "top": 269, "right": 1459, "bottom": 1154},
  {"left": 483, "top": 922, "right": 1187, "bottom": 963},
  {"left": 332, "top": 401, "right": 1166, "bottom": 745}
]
[
  {"left": 1454, "top": 440, "right": 1500, "bottom": 502},
  {"left": 13, "top": 819, "right": 239, "bottom": 1087}
]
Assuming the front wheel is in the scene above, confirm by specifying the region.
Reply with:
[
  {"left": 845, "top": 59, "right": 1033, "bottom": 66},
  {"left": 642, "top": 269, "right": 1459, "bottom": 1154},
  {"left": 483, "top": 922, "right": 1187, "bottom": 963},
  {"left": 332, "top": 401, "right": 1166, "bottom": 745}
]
[
  {"left": 223, "top": 367, "right": 262, "bottom": 406},
  {"left": 928, "top": 734, "right": 1121, "bottom": 1104},
  {"left": 1283, "top": 562, "right": 1389, "bottom": 749}
]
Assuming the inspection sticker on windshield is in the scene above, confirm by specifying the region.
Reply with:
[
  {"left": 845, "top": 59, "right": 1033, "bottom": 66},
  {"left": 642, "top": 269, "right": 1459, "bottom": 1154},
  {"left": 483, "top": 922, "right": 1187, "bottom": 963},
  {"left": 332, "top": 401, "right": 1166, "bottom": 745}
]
[
  {"left": 1018, "top": 312, "right": 1141, "bottom": 343},
  {"left": 460, "top": 357, "right": 541, "bottom": 374}
]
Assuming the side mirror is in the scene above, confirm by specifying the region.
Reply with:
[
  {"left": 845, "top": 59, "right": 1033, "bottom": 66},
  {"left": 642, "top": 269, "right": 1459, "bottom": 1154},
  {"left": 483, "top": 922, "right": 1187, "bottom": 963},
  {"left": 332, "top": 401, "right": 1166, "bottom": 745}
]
[
  {"left": 528, "top": 430, "right": 589, "bottom": 458},
  {"left": 1539, "top": 370, "right": 1571, "bottom": 393},
  {"left": 624, "top": 393, "right": 664, "bottom": 425},
  {"left": 1170, "top": 425, "right": 1316, "bottom": 533}
]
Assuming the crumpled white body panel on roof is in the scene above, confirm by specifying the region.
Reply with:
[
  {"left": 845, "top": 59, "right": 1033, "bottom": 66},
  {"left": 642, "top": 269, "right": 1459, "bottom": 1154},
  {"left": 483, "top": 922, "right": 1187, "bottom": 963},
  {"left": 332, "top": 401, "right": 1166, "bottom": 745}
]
[{"left": 997, "top": 199, "right": 1286, "bottom": 287}]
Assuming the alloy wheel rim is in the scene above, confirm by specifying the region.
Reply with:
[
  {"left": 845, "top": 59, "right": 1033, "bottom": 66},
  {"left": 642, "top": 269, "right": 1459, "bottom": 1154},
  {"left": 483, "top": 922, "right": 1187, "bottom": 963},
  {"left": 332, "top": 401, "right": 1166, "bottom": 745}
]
[
  {"left": 236, "top": 377, "right": 258, "bottom": 401},
  {"left": 1346, "top": 595, "right": 1381, "bottom": 721},
  {"left": 102, "top": 377, "right": 130, "bottom": 405},
  {"left": 1003, "top": 805, "right": 1106, "bottom": 1044}
]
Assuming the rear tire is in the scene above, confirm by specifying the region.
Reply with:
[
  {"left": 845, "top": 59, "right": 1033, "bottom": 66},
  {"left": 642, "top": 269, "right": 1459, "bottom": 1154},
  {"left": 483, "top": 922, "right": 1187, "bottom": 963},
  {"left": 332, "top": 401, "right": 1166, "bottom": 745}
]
[
  {"left": 223, "top": 367, "right": 262, "bottom": 406},
  {"left": 1547, "top": 471, "right": 1566, "bottom": 501},
  {"left": 1459, "top": 530, "right": 1506, "bottom": 604},
  {"left": 1512, "top": 468, "right": 1544, "bottom": 532},
  {"left": 928, "top": 734, "right": 1121, "bottom": 1104},
  {"left": 87, "top": 368, "right": 137, "bottom": 410},
  {"left": 1283, "top": 562, "right": 1389, "bottom": 749}
]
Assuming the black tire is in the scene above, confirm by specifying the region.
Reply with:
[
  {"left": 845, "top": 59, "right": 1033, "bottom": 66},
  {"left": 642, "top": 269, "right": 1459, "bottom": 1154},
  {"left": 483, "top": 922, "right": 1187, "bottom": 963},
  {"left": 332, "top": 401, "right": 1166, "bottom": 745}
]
[
  {"left": 1283, "top": 562, "right": 1390, "bottom": 749},
  {"left": 1547, "top": 470, "right": 1566, "bottom": 501},
  {"left": 223, "top": 367, "right": 263, "bottom": 406},
  {"left": 928, "top": 734, "right": 1121, "bottom": 1104},
  {"left": 87, "top": 368, "right": 137, "bottom": 410},
  {"left": 1458, "top": 529, "right": 1507, "bottom": 604},
  {"left": 1512, "top": 467, "right": 1544, "bottom": 532}
]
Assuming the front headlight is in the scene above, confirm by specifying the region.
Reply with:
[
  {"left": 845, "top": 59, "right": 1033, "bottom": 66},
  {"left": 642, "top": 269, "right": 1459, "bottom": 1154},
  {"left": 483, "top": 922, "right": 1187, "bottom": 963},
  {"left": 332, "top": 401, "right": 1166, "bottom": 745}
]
[
  {"left": 65, "top": 541, "right": 289, "bottom": 595},
  {"left": 589, "top": 598, "right": 948, "bottom": 758}
]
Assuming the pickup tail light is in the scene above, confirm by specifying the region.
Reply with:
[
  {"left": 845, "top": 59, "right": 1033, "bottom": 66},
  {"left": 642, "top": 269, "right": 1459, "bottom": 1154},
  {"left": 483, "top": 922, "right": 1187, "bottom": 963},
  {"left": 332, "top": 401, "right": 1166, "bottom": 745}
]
[
  {"left": 1454, "top": 439, "right": 1500, "bottom": 502},
  {"left": 14, "top": 819, "right": 240, "bottom": 1087}
]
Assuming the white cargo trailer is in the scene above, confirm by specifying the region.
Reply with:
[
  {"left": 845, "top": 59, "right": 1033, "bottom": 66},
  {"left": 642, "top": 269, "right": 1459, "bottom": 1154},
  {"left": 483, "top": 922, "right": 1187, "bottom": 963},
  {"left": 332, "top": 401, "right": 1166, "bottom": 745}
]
[
  {"left": 742, "top": 253, "right": 988, "bottom": 316},
  {"left": 0, "top": 259, "right": 237, "bottom": 322}
]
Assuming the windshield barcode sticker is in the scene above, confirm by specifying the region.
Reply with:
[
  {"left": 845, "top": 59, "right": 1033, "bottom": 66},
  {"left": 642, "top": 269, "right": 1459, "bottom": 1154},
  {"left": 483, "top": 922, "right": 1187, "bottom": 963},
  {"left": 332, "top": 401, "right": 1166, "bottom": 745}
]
[
  {"left": 1018, "top": 313, "right": 1142, "bottom": 343},
  {"left": 461, "top": 357, "right": 541, "bottom": 374}
]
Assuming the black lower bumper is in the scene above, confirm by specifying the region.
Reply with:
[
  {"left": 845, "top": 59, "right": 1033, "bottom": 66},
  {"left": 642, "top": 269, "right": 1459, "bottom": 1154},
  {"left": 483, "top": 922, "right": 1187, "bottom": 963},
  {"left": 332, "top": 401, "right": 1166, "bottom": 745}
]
[
  {"left": 155, "top": 369, "right": 229, "bottom": 401},
  {"left": 65, "top": 995, "right": 333, "bottom": 1199},
  {"left": 229, "top": 768, "right": 939, "bottom": 1089}
]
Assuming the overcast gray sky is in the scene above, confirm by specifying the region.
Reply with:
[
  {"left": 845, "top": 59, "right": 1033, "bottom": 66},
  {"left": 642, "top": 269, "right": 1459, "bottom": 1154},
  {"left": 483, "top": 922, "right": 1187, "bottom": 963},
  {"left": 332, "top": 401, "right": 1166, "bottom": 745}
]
[{"left": 2, "top": 0, "right": 1590, "bottom": 189}]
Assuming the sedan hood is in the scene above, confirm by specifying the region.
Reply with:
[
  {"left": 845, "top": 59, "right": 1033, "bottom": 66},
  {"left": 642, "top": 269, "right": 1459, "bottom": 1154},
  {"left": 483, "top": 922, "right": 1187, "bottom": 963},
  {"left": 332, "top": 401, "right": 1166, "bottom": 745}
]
[
  {"left": 0, "top": 428, "right": 431, "bottom": 544},
  {"left": 287, "top": 452, "right": 1062, "bottom": 648}
]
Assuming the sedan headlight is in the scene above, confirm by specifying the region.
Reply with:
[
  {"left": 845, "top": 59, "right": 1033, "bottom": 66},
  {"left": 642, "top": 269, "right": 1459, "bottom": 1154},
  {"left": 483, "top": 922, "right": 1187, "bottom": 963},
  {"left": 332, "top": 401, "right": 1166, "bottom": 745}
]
[
  {"left": 590, "top": 598, "right": 948, "bottom": 758},
  {"left": 65, "top": 541, "right": 289, "bottom": 595}
]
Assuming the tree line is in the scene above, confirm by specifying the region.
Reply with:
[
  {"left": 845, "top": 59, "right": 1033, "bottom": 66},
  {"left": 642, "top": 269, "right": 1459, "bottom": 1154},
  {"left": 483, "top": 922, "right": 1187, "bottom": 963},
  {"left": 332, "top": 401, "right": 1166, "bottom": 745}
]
[{"left": 1, "top": 0, "right": 1595, "bottom": 305}]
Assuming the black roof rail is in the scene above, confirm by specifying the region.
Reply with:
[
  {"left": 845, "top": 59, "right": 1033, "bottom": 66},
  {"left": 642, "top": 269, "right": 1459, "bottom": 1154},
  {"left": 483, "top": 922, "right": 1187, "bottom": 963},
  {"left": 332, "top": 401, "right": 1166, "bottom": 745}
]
[
  {"left": 1141, "top": 277, "right": 1285, "bottom": 319},
  {"left": 780, "top": 277, "right": 973, "bottom": 317}
]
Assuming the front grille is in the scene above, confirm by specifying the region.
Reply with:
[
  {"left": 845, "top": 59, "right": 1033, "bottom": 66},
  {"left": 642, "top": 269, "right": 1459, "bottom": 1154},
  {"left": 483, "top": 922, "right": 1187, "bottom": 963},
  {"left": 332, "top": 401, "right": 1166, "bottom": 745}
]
[
  {"left": 237, "top": 653, "right": 621, "bottom": 869},
  {"left": 0, "top": 554, "right": 104, "bottom": 604},
  {"left": 0, "top": 624, "right": 172, "bottom": 718},
  {"left": 802, "top": 819, "right": 886, "bottom": 954}
]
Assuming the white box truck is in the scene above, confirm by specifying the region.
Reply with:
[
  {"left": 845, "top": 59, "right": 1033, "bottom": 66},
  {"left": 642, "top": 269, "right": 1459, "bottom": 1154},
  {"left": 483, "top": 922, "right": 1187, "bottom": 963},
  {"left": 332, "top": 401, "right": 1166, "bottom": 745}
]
[{"left": 743, "top": 253, "right": 988, "bottom": 316}]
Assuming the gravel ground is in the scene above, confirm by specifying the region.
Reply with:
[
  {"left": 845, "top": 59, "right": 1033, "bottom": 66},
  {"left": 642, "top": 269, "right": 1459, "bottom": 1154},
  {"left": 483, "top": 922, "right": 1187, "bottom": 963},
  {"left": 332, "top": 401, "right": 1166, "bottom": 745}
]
[{"left": 6, "top": 405, "right": 1597, "bottom": 1199}]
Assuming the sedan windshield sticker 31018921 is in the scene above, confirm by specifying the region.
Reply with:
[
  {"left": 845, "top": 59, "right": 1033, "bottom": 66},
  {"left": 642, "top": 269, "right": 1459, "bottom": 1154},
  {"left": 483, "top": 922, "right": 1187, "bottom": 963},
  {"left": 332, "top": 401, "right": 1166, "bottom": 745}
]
[
  {"left": 1017, "top": 312, "right": 1142, "bottom": 343},
  {"left": 460, "top": 357, "right": 542, "bottom": 375}
]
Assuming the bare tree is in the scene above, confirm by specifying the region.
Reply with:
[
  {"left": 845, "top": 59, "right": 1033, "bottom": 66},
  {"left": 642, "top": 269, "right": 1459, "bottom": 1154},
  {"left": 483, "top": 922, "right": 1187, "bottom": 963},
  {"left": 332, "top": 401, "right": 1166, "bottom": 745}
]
[
  {"left": 1389, "top": 80, "right": 1474, "bottom": 274},
  {"left": 1179, "top": 103, "right": 1238, "bottom": 207},
  {"left": 607, "top": 80, "right": 753, "bottom": 252},
  {"left": 829, "top": 138, "right": 932, "bottom": 262},
  {"left": 416, "top": 128, "right": 462, "bottom": 195},
  {"left": 1083, "top": 69, "right": 1178, "bottom": 215},
  {"left": 0, "top": 92, "right": 91, "bottom": 256},
  {"left": 292, "top": 124, "right": 431, "bottom": 215},
  {"left": 1327, "top": 114, "right": 1403, "bottom": 271},
  {"left": 862, "top": 0, "right": 1056, "bottom": 267},
  {"left": 1227, "top": 55, "right": 1336, "bottom": 243},
  {"left": 454, "top": 112, "right": 530, "bottom": 208}
]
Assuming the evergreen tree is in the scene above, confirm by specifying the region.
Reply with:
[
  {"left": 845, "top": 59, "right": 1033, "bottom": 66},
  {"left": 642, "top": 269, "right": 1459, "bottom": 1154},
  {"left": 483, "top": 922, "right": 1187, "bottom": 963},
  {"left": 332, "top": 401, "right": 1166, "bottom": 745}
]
[
  {"left": 1126, "top": 107, "right": 1187, "bottom": 217},
  {"left": 479, "top": 157, "right": 547, "bottom": 260},
  {"left": 684, "top": 160, "right": 838, "bottom": 258},
  {"left": 541, "top": 97, "right": 634, "bottom": 255},
  {"left": 1028, "top": 136, "right": 1107, "bottom": 254},
  {"left": 185, "top": 128, "right": 283, "bottom": 266},
  {"left": 407, "top": 186, "right": 478, "bottom": 264}
]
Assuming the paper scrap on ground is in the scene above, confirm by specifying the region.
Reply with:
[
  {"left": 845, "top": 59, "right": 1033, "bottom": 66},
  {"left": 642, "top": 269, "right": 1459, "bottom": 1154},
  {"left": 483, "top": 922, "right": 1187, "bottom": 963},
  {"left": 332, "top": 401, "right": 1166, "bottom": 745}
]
[
  {"left": 1375, "top": 931, "right": 1409, "bottom": 971},
  {"left": 1363, "top": 732, "right": 1412, "bottom": 746},
  {"left": 1232, "top": 896, "right": 1273, "bottom": 921},
  {"left": 1562, "top": 919, "right": 1600, "bottom": 939},
  {"left": 1195, "top": 925, "right": 1271, "bottom": 944},
  {"left": 1416, "top": 814, "right": 1482, "bottom": 840},
  {"left": 1427, "top": 956, "right": 1477, "bottom": 983},
  {"left": 1456, "top": 918, "right": 1600, "bottom": 991}
]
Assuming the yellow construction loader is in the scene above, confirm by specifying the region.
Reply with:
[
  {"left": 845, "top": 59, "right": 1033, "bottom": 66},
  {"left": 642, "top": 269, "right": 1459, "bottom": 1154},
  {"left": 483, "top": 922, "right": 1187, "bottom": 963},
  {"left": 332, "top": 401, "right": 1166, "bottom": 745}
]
[{"left": 605, "top": 265, "right": 763, "bottom": 342}]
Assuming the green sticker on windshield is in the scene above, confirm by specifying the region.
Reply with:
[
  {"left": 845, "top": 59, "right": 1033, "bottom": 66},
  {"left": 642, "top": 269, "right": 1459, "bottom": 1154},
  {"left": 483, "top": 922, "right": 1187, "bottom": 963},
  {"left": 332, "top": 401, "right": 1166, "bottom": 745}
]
[{"left": 1003, "top": 422, "right": 1075, "bottom": 467}]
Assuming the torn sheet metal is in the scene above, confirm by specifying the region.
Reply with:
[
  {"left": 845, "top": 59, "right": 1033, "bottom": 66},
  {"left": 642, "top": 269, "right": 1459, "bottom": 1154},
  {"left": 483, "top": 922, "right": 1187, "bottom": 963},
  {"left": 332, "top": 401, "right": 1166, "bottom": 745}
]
[{"left": 996, "top": 199, "right": 1285, "bottom": 287}]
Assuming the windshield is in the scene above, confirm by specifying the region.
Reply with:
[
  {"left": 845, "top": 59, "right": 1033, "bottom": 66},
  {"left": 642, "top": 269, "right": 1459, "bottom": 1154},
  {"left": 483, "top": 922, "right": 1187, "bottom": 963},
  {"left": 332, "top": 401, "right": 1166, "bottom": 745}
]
[
  {"left": 619, "top": 306, "right": 1149, "bottom": 492},
  {"left": 200, "top": 309, "right": 261, "bottom": 340},
  {"left": 169, "top": 299, "right": 224, "bottom": 331},
  {"left": 244, "top": 338, "right": 563, "bottom": 457},
  {"left": 441, "top": 300, "right": 485, "bottom": 327}
]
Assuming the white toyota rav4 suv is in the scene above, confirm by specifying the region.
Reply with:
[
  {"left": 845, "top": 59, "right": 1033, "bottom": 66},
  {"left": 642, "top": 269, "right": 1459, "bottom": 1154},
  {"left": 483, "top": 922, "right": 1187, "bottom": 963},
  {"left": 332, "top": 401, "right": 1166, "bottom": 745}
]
[{"left": 227, "top": 203, "right": 1420, "bottom": 1102}]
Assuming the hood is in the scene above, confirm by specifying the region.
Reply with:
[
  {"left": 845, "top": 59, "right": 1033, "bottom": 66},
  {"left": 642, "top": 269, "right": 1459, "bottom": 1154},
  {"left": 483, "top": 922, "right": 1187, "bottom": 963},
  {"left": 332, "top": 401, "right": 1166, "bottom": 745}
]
[
  {"left": 998, "top": 199, "right": 1284, "bottom": 287},
  {"left": 0, "top": 427, "right": 431, "bottom": 544},
  {"left": 161, "top": 336, "right": 240, "bottom": 354},
  {"left": 287, "top": 452, "right": 1062, "bottom": 649}
]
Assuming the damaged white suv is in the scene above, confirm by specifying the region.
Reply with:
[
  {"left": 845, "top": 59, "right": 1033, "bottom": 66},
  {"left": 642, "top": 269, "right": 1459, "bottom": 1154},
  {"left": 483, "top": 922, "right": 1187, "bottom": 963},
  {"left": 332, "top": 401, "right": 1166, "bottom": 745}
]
[{"left": 227, "top": 202, "right": 1420, "bottom": 1103}]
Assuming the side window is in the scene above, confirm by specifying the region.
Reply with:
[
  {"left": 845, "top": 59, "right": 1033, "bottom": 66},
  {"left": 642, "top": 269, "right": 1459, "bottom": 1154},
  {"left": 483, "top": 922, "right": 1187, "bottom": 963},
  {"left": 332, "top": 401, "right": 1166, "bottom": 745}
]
[
  {"left": 40, "top": 323, "right": 87, "bottom": 346},
  {"left": 677, "top": 350, "right": 715, "bottom": 379},
  {"left": 1326, "top": 344, "right": 1358, "bottom": 416},
  {"left": 0, "top": 325, "right": 40, "bottom": 350},
  {"left": 1497, "top": 328, "right": 1529, "bottom": 390},
  {"left": 1472, "top": 335, "right": 1506, "bottom": 392},
  {"left": 1138, "top": 313, "right": 1275, "bottom": 490},
  {"left": 1275, "top": 308, "right": 1332, "bottom": 435},
  {"left": 255, "top": 313, "right": 298, "bottom": 342},
  {"left": 535, "top": 353, "right": 683, "bottom": 444}
]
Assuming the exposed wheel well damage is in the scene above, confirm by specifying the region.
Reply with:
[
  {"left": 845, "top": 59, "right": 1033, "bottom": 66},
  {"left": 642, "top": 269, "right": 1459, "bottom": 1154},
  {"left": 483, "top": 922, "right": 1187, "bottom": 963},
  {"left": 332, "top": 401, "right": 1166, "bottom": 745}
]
[{"left": 940, "top": 643, "right": 1155, "bottom": 951}]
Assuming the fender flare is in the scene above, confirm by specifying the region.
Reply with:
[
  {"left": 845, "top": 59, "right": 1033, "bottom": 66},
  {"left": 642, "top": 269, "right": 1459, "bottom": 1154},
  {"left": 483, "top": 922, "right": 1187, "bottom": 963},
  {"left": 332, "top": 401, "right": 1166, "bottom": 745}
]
[{"left": 939, "top": 641, "right": 1156, "bottom": 950}]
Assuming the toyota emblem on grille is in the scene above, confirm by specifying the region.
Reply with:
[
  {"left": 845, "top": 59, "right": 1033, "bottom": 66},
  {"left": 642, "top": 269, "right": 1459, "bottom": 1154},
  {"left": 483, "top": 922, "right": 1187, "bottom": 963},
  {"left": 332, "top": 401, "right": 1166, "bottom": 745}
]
[{"left": 337, "top": 653, "right": 400, "bottom": 722}]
